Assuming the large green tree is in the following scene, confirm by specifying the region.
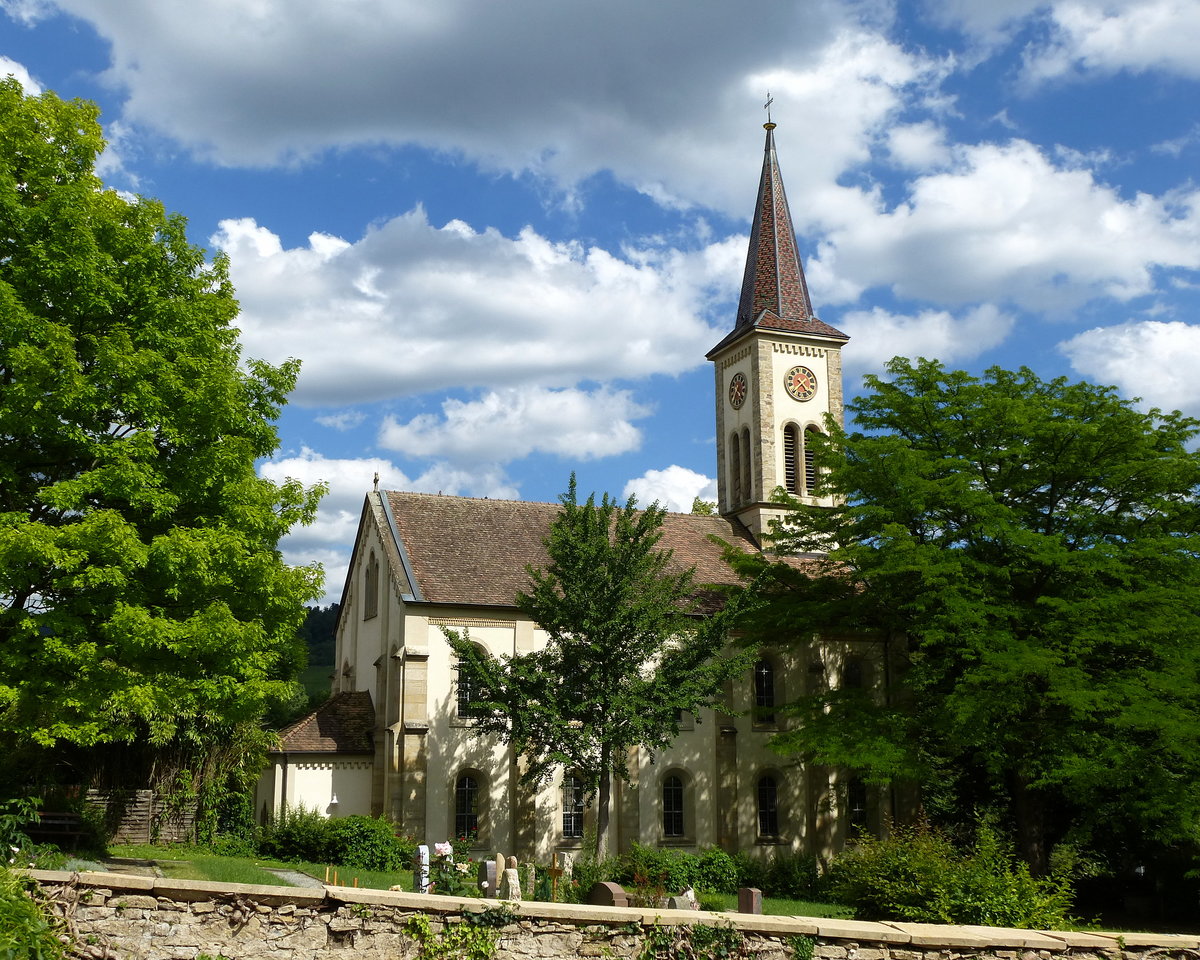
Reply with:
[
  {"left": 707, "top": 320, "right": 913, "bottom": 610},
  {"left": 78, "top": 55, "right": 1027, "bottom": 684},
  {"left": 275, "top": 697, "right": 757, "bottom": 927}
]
[
  {"left": 0, "top": 80, "right": 323, "bottom": 793},
  {"left": 449, "top": 477, "right": 748, "bottom": 858},
  {"left": 728, "top": 358, "right": 1200, "bottom": 873}
]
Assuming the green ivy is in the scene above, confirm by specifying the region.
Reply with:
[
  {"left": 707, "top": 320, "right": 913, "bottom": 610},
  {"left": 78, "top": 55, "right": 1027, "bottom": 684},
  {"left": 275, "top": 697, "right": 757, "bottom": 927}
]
[
  {"left": 404, "top": 910, "right": 506, "bottom": 960},
  {"left": 636, "top": 920, "right": 746, "bottom": 959}
]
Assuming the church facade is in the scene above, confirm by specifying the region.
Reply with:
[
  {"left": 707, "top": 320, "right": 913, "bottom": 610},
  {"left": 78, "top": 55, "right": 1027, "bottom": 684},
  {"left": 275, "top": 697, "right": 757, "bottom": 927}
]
[{"left": 256, "top": 123, "right": 883, "bottom": 864}]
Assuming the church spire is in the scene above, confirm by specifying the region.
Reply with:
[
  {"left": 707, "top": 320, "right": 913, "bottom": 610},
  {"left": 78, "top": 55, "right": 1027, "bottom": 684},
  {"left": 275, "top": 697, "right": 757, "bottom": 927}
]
[{"left": 735, "top": 122, "right": 814, "bottom": 327}]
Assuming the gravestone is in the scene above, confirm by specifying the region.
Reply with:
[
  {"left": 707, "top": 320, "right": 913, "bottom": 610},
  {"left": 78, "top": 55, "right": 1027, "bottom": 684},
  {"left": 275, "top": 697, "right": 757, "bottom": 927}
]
[
  {"left": 737, "top": 887, "right": 763, "bottom": 914},
  {"left": 477, "top": 859, "right": 498, "bottom": 897},
  {"left": 501, "top": 855, "right": 522, "bottom": 900},
  {"left": 414, "top": 845, "right": 430, "bottom": 894},
  {"left": 587, "top": 881, "right": 629, "bottom": 908}
]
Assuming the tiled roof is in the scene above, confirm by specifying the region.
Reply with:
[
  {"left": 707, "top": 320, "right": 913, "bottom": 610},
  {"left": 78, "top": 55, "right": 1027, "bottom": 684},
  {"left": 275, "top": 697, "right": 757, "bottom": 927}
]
[
  {"left": 277, "top": 691, "right": 374, "bottom": 753},
  {"left": 382, "top": 491, "right": 769, "bottom": 609}
]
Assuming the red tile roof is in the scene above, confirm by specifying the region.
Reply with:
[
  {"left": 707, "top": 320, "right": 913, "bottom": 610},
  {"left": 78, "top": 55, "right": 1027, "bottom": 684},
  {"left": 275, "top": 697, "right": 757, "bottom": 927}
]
[
  {"left": 382, "top": 491, "right": 768, "bottom": 609},
  {"left": 277, "top": 691, "right": 374, "bottom": 753}
]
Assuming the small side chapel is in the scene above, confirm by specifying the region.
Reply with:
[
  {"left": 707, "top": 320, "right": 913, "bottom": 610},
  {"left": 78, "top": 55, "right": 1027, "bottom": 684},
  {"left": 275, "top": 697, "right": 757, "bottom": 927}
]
[{"left": 256, "top": 123, "right": 884, "bottom": 863}]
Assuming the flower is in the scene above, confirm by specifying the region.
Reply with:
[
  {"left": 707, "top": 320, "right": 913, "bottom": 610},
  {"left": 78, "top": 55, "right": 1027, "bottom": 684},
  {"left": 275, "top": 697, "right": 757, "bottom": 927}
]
[{"left": 433, "top": 841, "right": 453, "bottom": 858}]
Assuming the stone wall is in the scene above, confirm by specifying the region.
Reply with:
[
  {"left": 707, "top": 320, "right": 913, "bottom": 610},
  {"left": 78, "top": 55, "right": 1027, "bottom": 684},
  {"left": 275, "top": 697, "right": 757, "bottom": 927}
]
[{"left": 26, "top": 869, "right": 1200, "bottom": 960}]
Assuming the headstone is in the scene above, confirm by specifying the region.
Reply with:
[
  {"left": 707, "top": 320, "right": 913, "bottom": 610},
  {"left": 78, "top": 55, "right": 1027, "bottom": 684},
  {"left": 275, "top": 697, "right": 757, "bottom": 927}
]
[
  {"left": 558, "top": 851, "right": 574, "bottom": 880},
  {"left": 477, "top": 859, "right": 498, "bottom": 897},
  {"left": 501, "top": 856, "right": 522, "bottom": 900},
  {"left": 414, "top": 845, "right": 430, "bottom": 894},
  {"left": 587, "top": 881, "right": 629, "bottom": 908},
  {"left": 494, "top": 852, "right": 506, "bottom": 894},
  {"left": 666, "top": 895, "right": 692, "bottom": 910},
  {"left": 737, "top": 886, "right": 763, "bottom": 914}
]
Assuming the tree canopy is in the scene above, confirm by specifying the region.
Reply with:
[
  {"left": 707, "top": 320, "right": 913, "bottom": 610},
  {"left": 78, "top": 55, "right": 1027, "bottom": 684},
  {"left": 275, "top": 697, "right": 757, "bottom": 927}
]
[
  {"left": 728, "top": 358, "right": 1200, "bottom": 872},
  {"left": 0, "top": 79, "right": 323, "bottom": 792},
  {"left": 448, "top": 476, "right": 748, "bottom": 857}
]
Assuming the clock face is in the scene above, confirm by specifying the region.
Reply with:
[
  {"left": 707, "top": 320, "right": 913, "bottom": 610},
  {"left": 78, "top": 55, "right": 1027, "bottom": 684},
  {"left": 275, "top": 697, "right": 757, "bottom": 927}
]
[
  {"left": 784, "top": 365, "right": 818, "bottom": 401},
  {"left": 728, "top": 372, "right": 748, "bottom": 410}
]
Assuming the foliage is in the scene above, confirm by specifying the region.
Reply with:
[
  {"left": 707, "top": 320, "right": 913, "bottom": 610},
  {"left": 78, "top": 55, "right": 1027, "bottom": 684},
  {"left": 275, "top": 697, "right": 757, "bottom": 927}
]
[
  {"left": 636, "top": 920, "right": 746, "bottom": 960},
  {"left": 690, "top": 497, "right": 716, "bottom": 516},
  {"left": 427, "top": 846, "right": 481, "bottom": 898},
  {"left": 728, "top": 358, "right": 1200, "bottom": 872},
  {"left": 0, "top": 79, "right": 323, "bottom": 797},
  {"left": 562, "top": 852, "right": 616, "bottom": 903},
  {"left": 694, "top": 847, "right": 739, "bottom": 895},
  {"left": 404, "top": 912, "right": 501, "bottom": 960},
  {"left": 449, "top": 476, "right": 750, "bottom": 857},
  {"left": 764, "top": 851, "right": 820, "bottom": 901},
  {"left": 297, "top": 603, "right": 340, "bottom": 667},
  {"left": 258, "top": 806, "right": 411, "bottom": 871},
  {"left": 0, "top": 798, "right": 38, "bottom": 864},
  {"left": 825, "top": 821, "right": 1076, "bottom": 928},
  {"left": 618, "top": 843, "right": 695, "bottom": 896},
  {"left": 790, "top": 935, "right": 815, "bottom": 960},
  {"left": 0, "top": 866, "right": 67, "bottom": 960}
]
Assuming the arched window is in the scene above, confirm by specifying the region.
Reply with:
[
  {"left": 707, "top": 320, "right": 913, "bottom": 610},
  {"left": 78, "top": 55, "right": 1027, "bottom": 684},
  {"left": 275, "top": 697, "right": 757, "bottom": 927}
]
[
  {"left": 730, "top": 433, "right": 742, "bottom": 504},
  {"left": 363, "top": 550, "right": 379, "bottom": 620},
  {"left": 757, "top": 775, "right": 780, "bottom": 838},
  {"left": 454, "top": 774, "right": 480, "bottom": 840},
  {"left": 456, "top": 644, "right": 487, "bottom": 718},
  {"left": 843, "top": 656, "right": 865, "bottom": 690},
  {"left": 783, "top": 424, "right": 801, "bottom": 494},
  {"left": 662, "top": 775, "right": 685, "bottom": 838},
  {"left": 754, "top": 659, "right": 776, "bottom": 724},
  {"left": 562, "top": 773, "right": 585, "bottom": 839},
  {"left": 803, "top": 426, "right": 821, "bottom": 494},
  {"left": 847, "top": 778, "right": 869, "bottom": 835},
  {"left": 741, "top": 426, "right": 753, "bottom": 502}
]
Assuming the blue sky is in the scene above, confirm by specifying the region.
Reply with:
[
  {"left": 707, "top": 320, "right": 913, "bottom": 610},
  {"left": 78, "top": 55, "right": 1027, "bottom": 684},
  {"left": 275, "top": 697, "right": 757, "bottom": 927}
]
[{"left": 4, "top": 0, "right": 1199, "bottom": 602}]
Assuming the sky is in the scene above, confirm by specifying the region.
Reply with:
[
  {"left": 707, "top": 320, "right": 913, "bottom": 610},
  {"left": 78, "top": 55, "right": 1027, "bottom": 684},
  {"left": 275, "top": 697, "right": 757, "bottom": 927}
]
[{"left": 3, "top": 0, "right": 1200, "bottom": 604}]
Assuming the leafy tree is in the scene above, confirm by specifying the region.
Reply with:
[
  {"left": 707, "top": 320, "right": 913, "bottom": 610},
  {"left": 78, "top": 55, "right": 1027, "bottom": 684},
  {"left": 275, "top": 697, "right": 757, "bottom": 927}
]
[
  {"left": 448, "top": 476, "right": 748, "bottom": 858},
  {"left": 728, "top": 358, "right": 1200, "bottom": 873},
  {"left": 0, "top": 80, "right": 323, "bottom": 799},
  {"left": 690, "top": 496, "right": 716, "bottom": 515}
]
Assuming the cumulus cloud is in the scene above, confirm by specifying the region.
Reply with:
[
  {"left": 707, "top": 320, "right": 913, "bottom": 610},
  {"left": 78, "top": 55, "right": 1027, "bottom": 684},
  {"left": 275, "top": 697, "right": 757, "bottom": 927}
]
[
  {"left": 1059, "top": 319, "right": 1200, "bottom": 412},
  {"left": 808, "top": 140, "right": 1200, "bottom": 311},
  {"left": 379, "top": 386, "right": 650, "bottom": 464},
  {"left": 214, "top": 212, "right": 737, "bottom": 407},
  {"left": 623, "top": 466, "right": 717, "bottom": 514},
  {"left": 837, "top": 304, "right": 1015, "bottom": 374},
  {"left": 0, "top": 55, "right": 41, "bottom": 92}
]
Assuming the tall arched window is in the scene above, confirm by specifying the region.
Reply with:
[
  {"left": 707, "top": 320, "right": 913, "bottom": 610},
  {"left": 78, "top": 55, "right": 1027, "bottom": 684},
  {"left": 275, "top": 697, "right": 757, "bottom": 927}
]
[
  {"left": 741, "top": 427, "right": 753, "bottom": 502},
  {"left": 754, "top": 659, "right": 776, "bottom": 724},
  {"left": 783, "top": 424, "right": 801, "bottom": 494},
  {"left": 847, "top": 778, "right": 869, "bottom": 835},
  {"left": 562, "top": 773, "right": 585, "bottom": 839},
  {"left": 456, "top": 644, "right": 487, "bottom": 718},
  {"left": 757, "top": 775, "right": 780, "bottom": 838},
  {"left": 363, "top": 550, "right": 379, "bottom": 620},
  {"left": 730, "top": 433, "right": 742, "bottom": 504},
  {"left": 804, "top": 426, "right": 821, "bottom": 494},
  {"left": 662, "top": 775, "right": 685, "bottom": 837},
  {"left": 455, "top": 774, "right": 479, "bottom": 839}
]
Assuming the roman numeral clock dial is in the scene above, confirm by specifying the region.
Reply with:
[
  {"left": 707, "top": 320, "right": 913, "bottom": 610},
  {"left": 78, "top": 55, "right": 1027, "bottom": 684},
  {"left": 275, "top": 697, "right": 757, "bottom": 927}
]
[{"left": 784, "top": 365, "right": 818, "bottom": 401}]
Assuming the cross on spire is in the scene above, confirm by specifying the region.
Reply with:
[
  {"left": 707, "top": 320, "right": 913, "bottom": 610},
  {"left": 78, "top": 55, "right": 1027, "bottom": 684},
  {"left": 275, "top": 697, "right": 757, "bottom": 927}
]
[{"left": 763, "top": 91, "right": 774, "bottom": 124}]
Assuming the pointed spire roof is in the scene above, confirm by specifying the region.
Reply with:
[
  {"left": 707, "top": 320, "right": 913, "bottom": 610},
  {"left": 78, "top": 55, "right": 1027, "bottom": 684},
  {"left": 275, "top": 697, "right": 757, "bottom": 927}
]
[{"left": 709, "top": 123, "right": 846, "bottom": 357}]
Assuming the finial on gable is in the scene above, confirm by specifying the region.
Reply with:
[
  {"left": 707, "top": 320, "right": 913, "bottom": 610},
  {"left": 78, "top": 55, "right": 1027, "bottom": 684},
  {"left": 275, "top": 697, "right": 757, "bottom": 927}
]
[{"left": 373, "top": 471, "right": 379, "bottom": 492}]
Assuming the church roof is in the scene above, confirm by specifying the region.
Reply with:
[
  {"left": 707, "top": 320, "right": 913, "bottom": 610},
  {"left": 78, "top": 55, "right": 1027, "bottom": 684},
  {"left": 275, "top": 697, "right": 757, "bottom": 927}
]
[
  {"left": 381, "top": 491, "right": 768, "bottom": 609},
  {"left": 276, "top": 690, "right": 375, "bottom": 753},
  {"left": 709, "top": 123, "right": 847, "bottom": 358}
]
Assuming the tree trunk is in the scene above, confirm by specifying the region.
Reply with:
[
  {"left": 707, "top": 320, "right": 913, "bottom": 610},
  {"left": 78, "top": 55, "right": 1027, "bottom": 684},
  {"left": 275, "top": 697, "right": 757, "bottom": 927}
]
[
  {"left": 596, "top": 745, "right": 611, "bottom": 861},
  {"left": 1010, "top": 769, "right": 1047, "bottom": 875}
]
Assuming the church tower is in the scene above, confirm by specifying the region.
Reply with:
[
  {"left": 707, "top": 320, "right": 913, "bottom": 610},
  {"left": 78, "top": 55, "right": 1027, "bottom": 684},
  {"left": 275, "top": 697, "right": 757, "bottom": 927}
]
[{"left": 708, "top": 122, "right": 849, "bottom": 542}]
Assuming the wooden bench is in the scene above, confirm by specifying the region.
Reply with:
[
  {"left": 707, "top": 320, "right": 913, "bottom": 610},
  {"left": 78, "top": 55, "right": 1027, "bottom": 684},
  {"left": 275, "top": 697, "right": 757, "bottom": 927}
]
[{"left": 26, "top": 811, "right": 88, "bottom": 849}]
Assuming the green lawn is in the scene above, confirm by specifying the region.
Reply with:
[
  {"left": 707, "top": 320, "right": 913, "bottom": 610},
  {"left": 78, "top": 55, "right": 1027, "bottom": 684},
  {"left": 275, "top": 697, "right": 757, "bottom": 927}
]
[{"left": 697, "top": 891, "right": 854, "bottom": 918}]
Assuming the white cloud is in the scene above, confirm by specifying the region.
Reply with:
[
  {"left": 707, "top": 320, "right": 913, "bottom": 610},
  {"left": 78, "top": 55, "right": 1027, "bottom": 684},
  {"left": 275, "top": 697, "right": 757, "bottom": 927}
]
[
  {"left": 837, "top": 304, "right": 1015, "bottom": 372},
  {"left": 315, "top": 411, "right": 366, "bottom": 431},
  {"left": 0, "top": 55, "right": 41, "bottom": 93},
  {"left": 379, "top": 386, "right": 650, "bottom": 464},
  {"left": 623, "top": 466, "right": 717, "bottom": 514},
  {"left": 809, "top": 140, "right": 1200, "bottom": 311},
  {"left": 887, "top": 121, "right": 950, "bottom": 169},
  {"left": 214, "top": 211, "right": 737, "bottom": 406},
  {"left": 1023, "top": 0, "right": 1200, "bottom": 83},
  {"left": 1059, "top": 319, "right": 1200, "bottom": 412}
]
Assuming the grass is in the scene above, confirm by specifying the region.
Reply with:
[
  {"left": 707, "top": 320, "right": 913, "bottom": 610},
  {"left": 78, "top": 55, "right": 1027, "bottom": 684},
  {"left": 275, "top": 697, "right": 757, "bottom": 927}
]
[{"left": 698, "top": 891, "right": 854, "bottom": 918}]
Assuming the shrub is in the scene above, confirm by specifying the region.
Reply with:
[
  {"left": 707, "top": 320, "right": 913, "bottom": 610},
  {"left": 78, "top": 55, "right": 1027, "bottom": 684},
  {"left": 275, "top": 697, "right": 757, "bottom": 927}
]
[
  {"left": 826, "top": 821, "right": 1075, "bottom": 929},
  {"left": 617, "top": 842, "right": 695, "bottom": 894},
  {"left": 563, "top": 854, "right": 617, "bottom": 903},
  {"left": 732, "top": 851, "right": 768, "bottom": 892},
  {"left": 765, "top": 851, "right": 820, "bottom": 900},
  {"left": 0, "top": 867, "right": 67, "bottom": 960},
  {"left": 694, "top": 847, "right": 739, "bottom": 894},
  {"left": 259, "top": 805, "right": 331, "bottom": 863},
  {"left": 325, "top": 816, "right": 414, "bottom": 871}
]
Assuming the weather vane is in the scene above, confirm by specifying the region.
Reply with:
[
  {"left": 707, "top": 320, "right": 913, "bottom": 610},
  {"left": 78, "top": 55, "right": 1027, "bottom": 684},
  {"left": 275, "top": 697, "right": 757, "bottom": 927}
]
[{"left": 764, "top": 91, "right": 774, "bottom": 124}]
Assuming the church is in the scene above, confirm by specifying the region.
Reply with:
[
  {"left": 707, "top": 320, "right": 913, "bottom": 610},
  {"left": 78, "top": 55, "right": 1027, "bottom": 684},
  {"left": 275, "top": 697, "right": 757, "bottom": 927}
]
[{"left": 256, "top": 122, "right": 883, "bottom": 864}]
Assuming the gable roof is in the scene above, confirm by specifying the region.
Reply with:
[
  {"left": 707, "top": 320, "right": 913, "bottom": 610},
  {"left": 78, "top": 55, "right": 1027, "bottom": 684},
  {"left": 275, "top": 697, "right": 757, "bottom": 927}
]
[
  {"left": 277, "top": 691, "right": 375, "bottom": 753},
  {"left": 381, "top": 491, "right": 766, "bottom": 609}
]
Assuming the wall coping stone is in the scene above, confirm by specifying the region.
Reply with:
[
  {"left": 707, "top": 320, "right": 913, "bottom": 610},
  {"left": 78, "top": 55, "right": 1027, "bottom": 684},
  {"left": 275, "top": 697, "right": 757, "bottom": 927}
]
[{"left": 24, "top": 868, "right": 1198, "bottom": 955}]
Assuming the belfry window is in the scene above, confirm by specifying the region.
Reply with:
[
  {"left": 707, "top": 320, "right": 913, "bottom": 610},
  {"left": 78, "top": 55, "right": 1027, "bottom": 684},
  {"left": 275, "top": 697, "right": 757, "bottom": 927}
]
[
  {"left": 730, "top": 433, "right": 742, "bottom": 504},
  {"left": 741, "top": 427, "right": 752, "bottom": 502},
  {"left": 804, "top": 426, "right": 821, "bottom": 494},
  {"left": 783, "top": 424, "right": 800, "bottom": 494}
]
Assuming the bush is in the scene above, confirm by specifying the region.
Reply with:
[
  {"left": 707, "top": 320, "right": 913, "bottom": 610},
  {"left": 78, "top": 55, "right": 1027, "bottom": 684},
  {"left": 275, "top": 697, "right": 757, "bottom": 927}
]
[
  {"left": 765, "top": 851, "right": 820, "bottom": 900},
  {"left": 259, "top": 805, "right": 331, "bottom": 863},
  {"left": 694, "top": 847, "right": 739, "bottom": 894},
  {"left": 616, "top": 843, "right": 695, "bottom": 894},
  {"left": 563, "top": 854, "right": 617, "bottom": 903},
  {"left": 732, "top": 851, "right": 768, "bottom": 892},
  {"left": 826, "top": 821, "right": 1076, "bottom": 928},
  {"left": 325, "top": 816, "right": 414, "bottom": 871},
  {"left": 0, "top": 867, "right": 66, "bottom": 960}
]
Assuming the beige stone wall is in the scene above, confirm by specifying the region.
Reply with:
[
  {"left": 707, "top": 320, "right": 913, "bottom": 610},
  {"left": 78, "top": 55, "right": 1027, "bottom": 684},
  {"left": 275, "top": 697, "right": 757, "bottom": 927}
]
[{"left": 29, "top": 870, "right": 1194, "bottom": 960}]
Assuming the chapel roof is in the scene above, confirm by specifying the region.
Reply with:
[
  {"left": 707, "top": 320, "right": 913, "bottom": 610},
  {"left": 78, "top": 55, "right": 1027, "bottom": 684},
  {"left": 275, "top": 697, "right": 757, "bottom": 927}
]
[
  {"left": 381, "top": 490, "right": 772, "bottom": 609},
  {"left": 276, "top": 690, "right": 374, "bottom": 754},
  {"left": 708, "top": 123, "right": 847, "bottom": 358}
]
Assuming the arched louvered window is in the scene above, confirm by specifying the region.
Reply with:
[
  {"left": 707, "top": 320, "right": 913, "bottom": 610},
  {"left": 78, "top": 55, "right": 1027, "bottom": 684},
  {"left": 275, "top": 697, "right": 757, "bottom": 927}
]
[
  {"left": 783, "top": 424, "right": 801, "bottom": 494},
  {"left": 730, "top": 433, "right": 742, "bottom": 504},
  {"left": 804, "top": 426, "right": 821, "bottom": 494},
  {"left": 741, "top": 427, "right": 752, "bottom": 502},
  {"left": 757, "top": 775, "right": 780, "bottom": 837}
]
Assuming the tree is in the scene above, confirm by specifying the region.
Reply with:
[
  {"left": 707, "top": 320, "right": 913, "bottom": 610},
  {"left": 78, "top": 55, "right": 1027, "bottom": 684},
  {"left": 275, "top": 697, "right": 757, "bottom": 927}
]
[
  {"left": 0, "top": 80, "right": 323, "bottom": 800},
  {"left": 448, "top": 476, "right": 748, "bottom": 858},
  {"left": 728, "top": 358, "right": 1200, "bottom": 874}
]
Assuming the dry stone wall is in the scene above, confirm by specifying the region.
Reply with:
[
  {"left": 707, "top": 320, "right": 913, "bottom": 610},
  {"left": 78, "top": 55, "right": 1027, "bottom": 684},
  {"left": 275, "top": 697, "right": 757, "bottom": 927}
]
[{"left": 25, "top": 869, "right": 1200, "bottom": 960}]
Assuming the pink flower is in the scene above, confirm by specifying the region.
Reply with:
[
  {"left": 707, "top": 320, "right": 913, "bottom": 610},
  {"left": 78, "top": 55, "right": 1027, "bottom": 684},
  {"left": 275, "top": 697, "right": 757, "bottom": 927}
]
[{"left": 434, "top": 841, "right": 454, "bottom": 858}]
